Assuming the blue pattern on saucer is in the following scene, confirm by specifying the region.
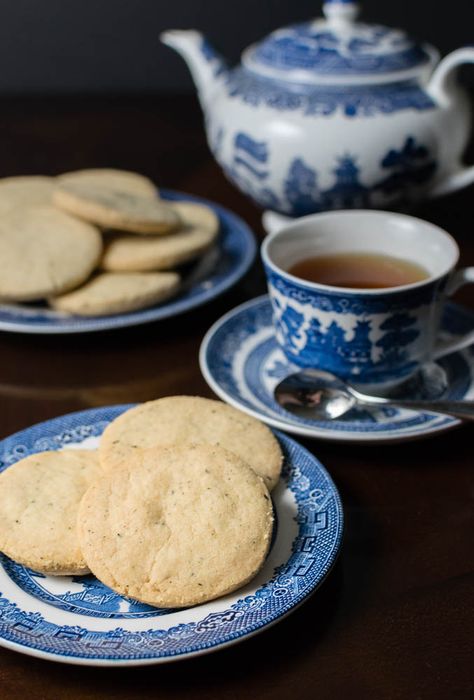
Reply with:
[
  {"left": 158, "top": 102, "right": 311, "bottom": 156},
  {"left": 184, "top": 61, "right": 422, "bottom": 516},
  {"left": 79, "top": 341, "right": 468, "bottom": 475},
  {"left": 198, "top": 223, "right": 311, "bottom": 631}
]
[
  {"left": 0, "top": 190, "right": 256, "bottom": 334},
  {"left": 200, "top": 296, "right": 474, "bottom": 442},
  {"left": 0, "top": 405, "right": 343, "bottom": 664}
]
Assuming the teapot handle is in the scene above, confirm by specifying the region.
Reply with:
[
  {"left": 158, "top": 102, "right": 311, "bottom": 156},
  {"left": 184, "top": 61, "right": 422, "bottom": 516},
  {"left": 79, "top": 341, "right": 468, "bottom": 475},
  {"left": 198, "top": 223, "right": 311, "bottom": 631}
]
[{"left": 427, "top": 47, "right": 474, "bottom": 198}]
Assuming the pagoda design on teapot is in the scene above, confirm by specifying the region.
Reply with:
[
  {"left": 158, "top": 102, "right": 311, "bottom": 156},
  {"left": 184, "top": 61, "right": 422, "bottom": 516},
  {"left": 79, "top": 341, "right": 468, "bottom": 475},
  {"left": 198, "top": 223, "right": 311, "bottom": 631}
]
[{"left": 227, "top": 132, "right": 437, "bottom": 215}]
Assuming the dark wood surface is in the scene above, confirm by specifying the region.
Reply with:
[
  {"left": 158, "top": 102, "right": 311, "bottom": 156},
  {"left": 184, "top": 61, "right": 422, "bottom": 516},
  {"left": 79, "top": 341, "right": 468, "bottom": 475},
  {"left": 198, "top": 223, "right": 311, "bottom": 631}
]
[{"left": 0, "top": 95, "right": 473, "bottom": 699}]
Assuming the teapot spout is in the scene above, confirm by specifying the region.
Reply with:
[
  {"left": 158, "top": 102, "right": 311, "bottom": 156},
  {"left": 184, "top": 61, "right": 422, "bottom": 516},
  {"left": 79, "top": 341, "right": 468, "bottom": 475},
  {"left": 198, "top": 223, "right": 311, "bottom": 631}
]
[{"left": 160, "top": 30, "right": 227, "bottom": 106}]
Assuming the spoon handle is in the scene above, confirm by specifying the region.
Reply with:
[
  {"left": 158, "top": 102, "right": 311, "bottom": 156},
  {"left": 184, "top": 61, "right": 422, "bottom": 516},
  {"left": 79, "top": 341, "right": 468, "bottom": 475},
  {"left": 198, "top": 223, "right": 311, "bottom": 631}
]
[{"left": 368, "top": 399, "right": 474, "bottom": 421}]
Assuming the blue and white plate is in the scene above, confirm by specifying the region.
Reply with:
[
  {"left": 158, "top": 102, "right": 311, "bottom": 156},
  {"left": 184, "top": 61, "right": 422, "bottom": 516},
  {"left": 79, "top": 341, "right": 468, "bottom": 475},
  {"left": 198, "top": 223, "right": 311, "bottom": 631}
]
[
  {"left": 200, "top": 295, "right": 474, "bottom": 443},
  {"left": 0, "top": 190, "right": 256, "bottom": 334},
  {"left": 0, "top": 405, "right": 343, "bottom": 666}
]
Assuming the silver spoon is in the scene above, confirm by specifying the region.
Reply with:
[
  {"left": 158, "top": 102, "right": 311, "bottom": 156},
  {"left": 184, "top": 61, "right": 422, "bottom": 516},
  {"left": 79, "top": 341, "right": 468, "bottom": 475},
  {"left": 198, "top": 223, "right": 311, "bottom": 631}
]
[{"left": 274, "top": 368, "right": 474, "bottom": 421}]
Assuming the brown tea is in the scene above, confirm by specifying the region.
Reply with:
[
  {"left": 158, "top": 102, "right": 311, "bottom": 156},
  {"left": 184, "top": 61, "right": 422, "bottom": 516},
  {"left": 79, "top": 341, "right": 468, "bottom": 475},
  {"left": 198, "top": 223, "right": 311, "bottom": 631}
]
[{"left": 287, "top": 252, "right": 429, "bottom": 289}]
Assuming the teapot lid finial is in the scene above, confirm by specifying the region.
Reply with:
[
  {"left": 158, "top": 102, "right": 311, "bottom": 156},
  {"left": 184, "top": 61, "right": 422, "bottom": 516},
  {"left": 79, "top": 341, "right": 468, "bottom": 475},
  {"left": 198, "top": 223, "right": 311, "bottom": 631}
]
[{"left": 323, "top": 1, "right": 360, "bottom": 28}]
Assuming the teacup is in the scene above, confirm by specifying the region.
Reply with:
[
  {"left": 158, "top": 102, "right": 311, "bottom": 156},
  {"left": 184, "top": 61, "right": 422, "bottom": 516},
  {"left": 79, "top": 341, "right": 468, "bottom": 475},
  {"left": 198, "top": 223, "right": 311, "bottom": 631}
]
[{"left": 261, "top": 210, "right": 474, "bottom": 392}]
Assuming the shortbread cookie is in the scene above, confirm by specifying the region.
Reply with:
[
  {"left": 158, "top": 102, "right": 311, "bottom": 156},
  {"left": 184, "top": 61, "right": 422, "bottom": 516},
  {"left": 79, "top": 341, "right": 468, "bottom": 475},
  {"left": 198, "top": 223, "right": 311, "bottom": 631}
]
[
  {"left": 78, "top": 444, "right": 274, "bottom": 607},
  {"left": 0, "top": 176, "right": 55, "bottom": 216},
  {"left": 0, "top": 206, "right": 102, "bottom": 301},
  {"left": 99, "top": 396, "right": 283, "bottom": 490},
  {"left": 56, "top": 169, "right": 158, "bottom": 199},
  {"left": 101, "top": 201, "right": 219, "bottom": 272},
  {"left": 53, "top": 184, "right": 180, "bottom": 234},
  {"left": 0, "top": 449, "right": 102, "bottom": 575},
  {"left": 49, "top": 271, "right": 180, "bottom": 316}
]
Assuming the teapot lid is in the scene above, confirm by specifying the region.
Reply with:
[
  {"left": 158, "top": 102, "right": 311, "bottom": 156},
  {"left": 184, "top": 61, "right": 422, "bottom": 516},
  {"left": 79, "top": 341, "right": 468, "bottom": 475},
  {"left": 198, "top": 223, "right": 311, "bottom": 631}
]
[{"left": 242, "top": 1, "right": 436, "bottom": 85}]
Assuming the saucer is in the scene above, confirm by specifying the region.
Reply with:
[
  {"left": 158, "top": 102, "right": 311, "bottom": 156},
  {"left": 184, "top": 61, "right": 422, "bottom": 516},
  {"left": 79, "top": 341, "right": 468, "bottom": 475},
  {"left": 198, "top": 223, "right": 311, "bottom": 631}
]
[
  {"left": 200, "top": 295, "right": 474, "bottom": 443},
  {"left": 0, "top": 190, "right": 256, "bottom": 334},
  {"left": 0, "top": 405, "right": 343, "bottom": 665}
]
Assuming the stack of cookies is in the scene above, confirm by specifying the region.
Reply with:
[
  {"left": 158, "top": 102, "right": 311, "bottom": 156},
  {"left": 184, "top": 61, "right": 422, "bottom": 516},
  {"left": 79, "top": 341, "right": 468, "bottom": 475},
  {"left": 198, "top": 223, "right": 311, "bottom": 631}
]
[
  {"left": 0, "top": 170, "right": 220, "bottom": 316},
  {"left": 0, "top": 397, "right": 283, "bottom": 607}
]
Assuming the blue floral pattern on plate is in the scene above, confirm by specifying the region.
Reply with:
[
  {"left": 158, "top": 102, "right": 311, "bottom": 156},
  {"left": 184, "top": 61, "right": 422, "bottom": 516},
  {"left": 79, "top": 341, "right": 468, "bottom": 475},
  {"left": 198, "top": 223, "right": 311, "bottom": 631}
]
[
  {"left": 0, "top": 405, "right": 343, "bottom": 665},
  {"left": 0, "top": 562, "right": 164, "bottom": 619},
  {"left": 199, "top": 296, "right": 474, "bottom": 443},
  {"left": 0, "top": 190, "right": 256, "bottom": 334}
]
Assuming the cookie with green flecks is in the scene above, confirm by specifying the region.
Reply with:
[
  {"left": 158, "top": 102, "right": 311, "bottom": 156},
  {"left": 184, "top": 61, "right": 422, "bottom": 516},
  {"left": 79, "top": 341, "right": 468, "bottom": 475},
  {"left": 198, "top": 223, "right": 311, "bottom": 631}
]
[
  {"left": 101, "top": 201, "right": 219, "bottom": 271},
  {"left": 0, "top": 450, "right": 102, "bottom": 575},
  {"left": 99, "top": 395, "right": 283, "bottom": 491},
  {"left": 78, "top": 444, "right": 274, "bottom": 607}
]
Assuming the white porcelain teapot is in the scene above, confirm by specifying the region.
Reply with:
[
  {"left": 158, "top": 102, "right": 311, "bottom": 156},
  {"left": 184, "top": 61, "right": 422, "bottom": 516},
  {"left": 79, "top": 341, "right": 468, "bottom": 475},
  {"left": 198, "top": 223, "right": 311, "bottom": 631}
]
[{"left": 162, "top": 0, "right": 474, "bottom": 215}]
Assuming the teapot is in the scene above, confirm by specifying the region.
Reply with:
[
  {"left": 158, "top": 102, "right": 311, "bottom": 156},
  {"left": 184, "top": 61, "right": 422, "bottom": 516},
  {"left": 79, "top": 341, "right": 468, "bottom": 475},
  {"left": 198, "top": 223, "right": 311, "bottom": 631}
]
[{"left": 162, "top": 0, "right": 474, "bottom": 216}]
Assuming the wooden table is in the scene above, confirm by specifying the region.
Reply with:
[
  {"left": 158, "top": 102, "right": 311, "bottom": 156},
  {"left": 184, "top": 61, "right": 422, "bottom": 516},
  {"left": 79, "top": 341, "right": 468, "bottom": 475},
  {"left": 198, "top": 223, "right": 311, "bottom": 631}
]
[{"left": 0, "top": 96, "right": 473, "bottom": 699}]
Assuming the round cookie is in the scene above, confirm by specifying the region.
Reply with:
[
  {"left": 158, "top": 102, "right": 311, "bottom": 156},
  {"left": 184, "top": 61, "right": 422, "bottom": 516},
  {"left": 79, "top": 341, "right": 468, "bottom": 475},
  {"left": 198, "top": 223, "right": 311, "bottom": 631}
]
[
  {"left": 99, "top": 396, "right": 283, "bottom": 491},
  {"left": 0, "top": 449, "right": 102, "bottom": 575},
  {"left": 78, "top": 444, "right": 274, "bottom": 607},
  {"left": 56, "top": 169, "right": 158, "bottom": 199},
  {"left": 0, "top": 206, "right": 102, "bottom": 302},
  {"left": 101, "top": 201, "right": 219, "bottom": 272},
  {"left": 53, "top": 184, "right": 180, "bottom": 234},
  {"left": 49, "top": 271, "right": 180, "bottom": 316},
  {"left": 0, "top": 176, "right": 55, "bottom": 216}
]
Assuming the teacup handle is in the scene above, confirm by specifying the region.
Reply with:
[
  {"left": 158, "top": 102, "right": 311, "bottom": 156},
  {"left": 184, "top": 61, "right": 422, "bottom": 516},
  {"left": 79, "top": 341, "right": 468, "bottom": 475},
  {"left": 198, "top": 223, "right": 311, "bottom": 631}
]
[{"left": 433, "top": 267, "right": 474, "bottom": 360}]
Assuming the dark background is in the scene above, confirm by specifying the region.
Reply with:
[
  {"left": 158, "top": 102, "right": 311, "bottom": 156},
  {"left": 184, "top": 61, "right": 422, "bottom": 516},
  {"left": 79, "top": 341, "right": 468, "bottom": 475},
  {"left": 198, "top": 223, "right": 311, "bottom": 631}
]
[
  {"left": 0, "top": 0, "right": 472, "bottom": 94},
  {"left": 0, "top": 3, "right": 473, "bottom": 698}
]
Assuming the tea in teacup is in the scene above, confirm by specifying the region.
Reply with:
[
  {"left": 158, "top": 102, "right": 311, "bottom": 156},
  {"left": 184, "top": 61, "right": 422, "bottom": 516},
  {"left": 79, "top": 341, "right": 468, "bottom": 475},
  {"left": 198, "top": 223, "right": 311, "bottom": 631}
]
[{"left": 288, "top": 252, "right": 429, "bottom": 289}]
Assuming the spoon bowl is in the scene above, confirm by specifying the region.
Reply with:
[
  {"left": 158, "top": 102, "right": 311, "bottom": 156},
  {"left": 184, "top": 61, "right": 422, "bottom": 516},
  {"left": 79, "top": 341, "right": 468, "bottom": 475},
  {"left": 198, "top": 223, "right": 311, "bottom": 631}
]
[
  {"left": 274, "top": 368, "right": 474, "bottom": 422},
  {"left": 274, "top": 369, "right": 358, "bottom": 420}
]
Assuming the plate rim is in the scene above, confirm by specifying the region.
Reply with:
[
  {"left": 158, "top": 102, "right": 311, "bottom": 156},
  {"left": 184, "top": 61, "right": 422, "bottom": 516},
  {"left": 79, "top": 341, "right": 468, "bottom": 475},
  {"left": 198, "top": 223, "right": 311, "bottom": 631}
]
[
  {"left": 0, "top": 190, "right": 256, "bottom": 334},
  {"left": 199, "top": 294, "right": 471, "bottom": 444},
  {"left": 0, "top": 405, "right": 344, "bottom": 666}
]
